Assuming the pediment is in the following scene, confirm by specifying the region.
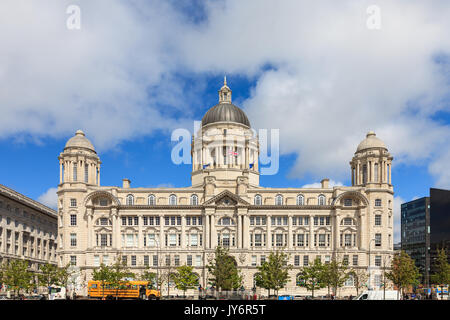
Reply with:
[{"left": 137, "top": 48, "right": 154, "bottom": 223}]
[{"left": 203, "top": 190, "right": 250, "bottom": 206}]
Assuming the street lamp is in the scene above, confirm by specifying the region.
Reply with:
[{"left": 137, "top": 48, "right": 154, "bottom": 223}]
[
  {"left": 154, "top": 237, "right": 161, "bottom": 295},
  {"left": 368, "top": 238, "right": 376, "bottom": 290}
]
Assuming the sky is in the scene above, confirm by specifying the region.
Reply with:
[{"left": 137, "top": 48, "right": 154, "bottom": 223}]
[{"left": 1, "top": 0, "right": 450, "bottom": 244}]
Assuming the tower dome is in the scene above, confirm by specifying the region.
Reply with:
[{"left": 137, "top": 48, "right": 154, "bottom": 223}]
[
  {"left": 201, "top": 77, "right": 251, "bottom": 128},
  {"left": 64, "top": 130, "right": 96, "bottom": 152},
  {"left": 356, "top": 131, "right": 387, "bottom": 152}
]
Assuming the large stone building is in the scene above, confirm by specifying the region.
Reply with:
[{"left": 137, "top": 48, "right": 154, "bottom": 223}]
[
  {"left": 57, "top": 80, "right": 395, "bottom": 296},
  {"left": 0, "top": 184, "right": 58, "bottom": 272}
]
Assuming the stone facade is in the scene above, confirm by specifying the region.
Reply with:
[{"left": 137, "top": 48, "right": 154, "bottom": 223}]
[
  {"left": 57, "top": 81, "right": 394, "bottom": 297},
  {"left": 0, "top": 184, "right": 58, "bottom": 273}
]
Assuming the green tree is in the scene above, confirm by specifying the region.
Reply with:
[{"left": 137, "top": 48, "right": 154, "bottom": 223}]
[
  {"left": 1, "top": 259, "right": 33, "bottom": 297},
  {"left": 57, "top": 264, "right": 75, "bottom": 298},
  {"left": 109, "top": 258, "right": 135, "bottom": 300},
  {"left": 255, "top": 251, "right": 292, "bottom": 296},
  {"left": 297, "top": 257, "right": 326, "bottom": 298},
  {"left": 207, "top": 246, "right": 242, "bottom": 291},
  {"left": 386, "top": 250, "right": 421, "bottom": 299},
  {"left": 173, "top": 265, "right": 199, "bottom": 297},
  {"left": 92, "top": 263, "right": 113, "bottom": 299},
  {"left": 431, "top": 248, "right": 450, "bottom": 286},
  {"left": 140, "top": 267, "right": 157, "bottom": 289},
  {"left": 38, "top": 263, "right": 60, "bottom": 299},
  {"left": 349, "top": 268, "right": 369, "bottom": 297},
  {"left": 326, "top": 257, "right": 350, "bottom": 297}
]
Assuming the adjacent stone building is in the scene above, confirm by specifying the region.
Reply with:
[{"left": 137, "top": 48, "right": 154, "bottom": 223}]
[
  {"left": 57, "top": 80, "right": 395, "bottom": 296},
  {"left": 0, "top": 184, "right": 58, "bottom": 272}
]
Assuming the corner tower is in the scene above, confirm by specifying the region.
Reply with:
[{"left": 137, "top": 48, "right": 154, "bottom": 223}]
[
  {"left": 191, "top": 78, "right": 259, "bottom": 194},
  {"left": 58, "top": 130, "right": 101, "bottom": 187},
  {"left": 350, "top": 131, "right": 393, "bottom": 188}
]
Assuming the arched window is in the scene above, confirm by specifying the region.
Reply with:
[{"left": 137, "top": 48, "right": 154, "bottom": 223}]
[
  {"left": 190, "top": 194, "right": 198, "bottom": 205},
  {"left": 275, "top": 194, "right": 283, "bottom": 206},
  {"left": 254, "top": 194, "right": 262, "bottom": 205},
  {"left": 126, "top": 194, "right": 134, "bottom": 205},
  {"left": 148, "top": 194, "right": 156, "bottom": 205},
  {"left": 169, "top": 194, "right": 177, "bottom": 205},
  {"left": 296, "top": 274, "right": 305, "bottom": 287},
  {"left": 344, "top": 273, "right": 355, "bottom": 287},
  {"left": 318, "top": 195, "right": 326, "bottom": 206},
  {"left": 296, "top": 194, "right": 304, "bottom": 206}
]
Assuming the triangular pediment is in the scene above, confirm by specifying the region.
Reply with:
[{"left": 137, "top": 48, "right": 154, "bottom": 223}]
[{"left": 203, "top": 190, "right": 250, "bottom": 206}]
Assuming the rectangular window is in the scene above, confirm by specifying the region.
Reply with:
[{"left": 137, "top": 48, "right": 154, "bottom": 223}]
[
  {"left": 187, "top": 255, "right": 192, "bottom": 266},
  {"left": 134, "top": 217, "right": 139, "bottom": 225},
  {"left": 353, "top": 255, "right": 358, "bottom": 266},
  {"left": 314, "top": 217, "right": 318, "bottom": 226},
  {"left": 375, "top": 233, "right": 382, "bottom": 247},
  {"left": 70, "top": 198, "right": 77, "bottom": 207},
  {"left": 93, "top": 255, "right": 100, "bottom": 267},
  {"left": 276, "top": 234, "right": 283, "bottom": 247},
  {"left": 70, "top": 256, "right": 77, "bottom": 266},
  {"left": 375, "top": 215, "right": 382, "bottom": 226},
  {"left": 345, "top": 234, "right": 352, "bottom": 247},
  {"left": 304, "top": 217, "right": 309, "bottom": 226},
  {"left": 174, "top": 255, "right": 180, "bottom": 266},
  {"left": 149, "top": 216, "right": 154, "bottom": 225},
  {"left": 153, "top": 255, "right": 158, "bottom": 267},
  {"left": 70, "top": 215, "right": 77, "bottom": 226},
  {"left": 195, "top": 255, "right": 202, "bottom": 267},
  {"left": 70, "top": 233, "right": 77, "bottom": 247},
  {"left": 303, "top": 255, "right": 309, "bottom": 266},
  {"left": 343, "top": 255, "right": 349, "bottom": 265},
  {"left": 126, "top": 234, "right": 134, "bottom": 247},
  {"left": 101, "top": 234, "right": 108, "bottom": 247},
  {"left": 169, "top": 234, "right": 177, "bottom": 247},
  {"left": 222, "top": 234, "right": 230, "bottom": 247},
  {"left": 260, "top": 255, "right": 266, "bottom": 265},
  {"left": 297, "top": 234, "right": 304, "bottom": 247},
  {"left": 375, "top": 255, "right": 382, "bottom": 267},
  {"left": 144, "top": 255, "right": 149, "bottom": 266},
  {"left": 324, "top": 255, "right": 331, "bottom": 264},
  {"left": 103, "top": 255, "right": 109, "bottom": 266},
  {"left": 143, "top": 217, "right": 148, "bottom": 226},
  {"left": 375, "top": 199, "right": 382, "bottom": 207},
  {"left": 122, "top": 217, "right": 126, "bottom": 226},
  {"left": 294, "top": 255, "right": 300, "bottom": 266},
  {"left": 251, "top": 255, "right": 257, "bottom": 266},
  {"left": 190, "top": 234, "right": 198, "bottom": 247},
  {"left": 318, "top": 234, "right": 326, "bottom": 247},
  {"left": 344, "top": 199, "right": 352, "bottom": 206},
  {"left": 254, "top": 234, "right": 262, "bottom": 247},
  {"left": 131, "top": 255, "right": 136, "bottom": 266}
]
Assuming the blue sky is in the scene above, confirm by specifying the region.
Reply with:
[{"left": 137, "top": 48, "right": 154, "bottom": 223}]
[{"left": 1, "top": 1, "right": 450, "bottom": 244}]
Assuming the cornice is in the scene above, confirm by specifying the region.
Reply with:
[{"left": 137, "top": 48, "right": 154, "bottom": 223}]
[{"left": 0, "top": 184, "right": 57, "bottom": 218}]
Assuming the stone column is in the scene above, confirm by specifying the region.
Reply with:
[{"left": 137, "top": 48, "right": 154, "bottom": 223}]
[
  {"left": 159, "top": 215, "right": 164, "bottom": 249},
  {"left": 237, "top": 212, "right": 242, "bottom": 248},
  {"left": 181, "top": 214, "right": 186, "bottom": 249},
  {"left": 245, "top": 143, "right": 249, "bottom": 169},
  {"left": 138, "top": 215, "right": 143, "bottom": 249},
  {"left": 288, "top": 215, "right": 293, "bottom": 249},
  {"left": 388, "top": 164, "right": 392, "bottom": 184},
  {"left": 309, "top": 215, "right": 314, "bottom": 249},
  {"left": 334, "top": 209, "right": 340, "bottom": 250},
  {"left": 356, "top": 162, "right": 360, "bottom": 185},
  {"left": 205, "top": 214, "right": 210, "bottom": 249},
  {"left": 210, "top": 214, "right": 216, "bottom": 248},
  {"left": 59, "top": 161, "right": 63, "bottom": 184},
  {"left": 242, "top": 213, "right": 249, "bottom": 249},
  {"left": 266, "top": 215, "right": 271, "bottom": 249}
]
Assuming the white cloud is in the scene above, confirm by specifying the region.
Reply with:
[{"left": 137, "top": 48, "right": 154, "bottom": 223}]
[
  {"left": 301, "top": 180, "right": 343, "bottom": 188},
  {"left": 38, "top": 187, "right": 58, "bottom": 210},
  {"left": 1, "top": 0, "right": 450, "bottom": 186}
]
